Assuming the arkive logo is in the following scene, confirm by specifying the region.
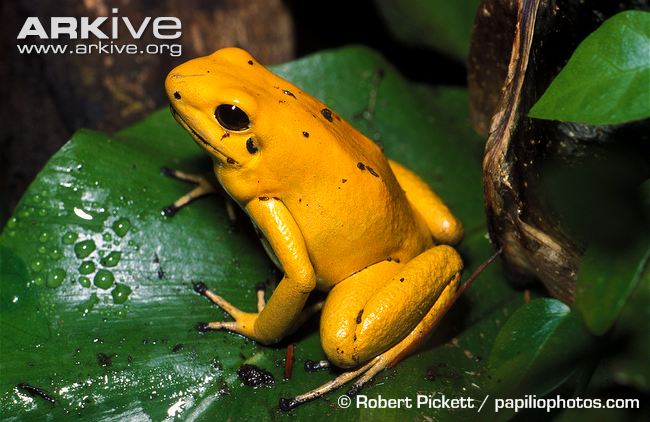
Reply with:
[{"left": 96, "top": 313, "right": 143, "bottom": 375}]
[
  {"left": 17, "top": 8, "right": 181, "bottom": 40},
  {"left": 16, "top": 8, "right": 183, "bottom": 57}
]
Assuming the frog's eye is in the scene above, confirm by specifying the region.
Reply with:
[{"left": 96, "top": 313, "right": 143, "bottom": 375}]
[{"left": 214, "top": 104, "right": 250, "bottom": 131}]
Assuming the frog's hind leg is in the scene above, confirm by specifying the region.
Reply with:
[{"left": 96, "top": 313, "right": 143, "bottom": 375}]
[
  {"left": 160, "top": 167, "right": 236, "bottom": 220},
  {"left": 280, "top": 245, "right": 462, "bottom": 411},
  {"left": 346, "top": 277, "right": 459, "bottom": 395},
  {"left": 280, "top": 281, "right": 458, "bottom": 411},
  {"left": 388, "top": 160, "right": 463, "bottom": 245}
]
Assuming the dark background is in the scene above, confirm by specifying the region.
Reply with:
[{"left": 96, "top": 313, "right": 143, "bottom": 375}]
[{"left": 0, "top": 0, "right": 465, "bottom": 225}]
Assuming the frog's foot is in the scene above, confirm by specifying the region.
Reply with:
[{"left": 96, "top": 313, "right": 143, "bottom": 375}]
[
  {"left": 161, "top": 167, "right": 237, "bottom": 222},
  {"left": 193, "top": 281, "right": 258, "bottom": 338}
]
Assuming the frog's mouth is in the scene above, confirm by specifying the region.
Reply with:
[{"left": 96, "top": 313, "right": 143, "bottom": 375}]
[{"left": 169, "top": 105, "right": 238, "bottom": 164}]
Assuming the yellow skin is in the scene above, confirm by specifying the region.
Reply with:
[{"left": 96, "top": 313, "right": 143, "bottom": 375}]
[{"left": 165, "top": 48, "right": 464, "bottom": 401}]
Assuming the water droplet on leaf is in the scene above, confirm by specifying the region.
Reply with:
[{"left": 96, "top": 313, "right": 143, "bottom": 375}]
[
  {"left": 31, "top": 260, "right": 44, "bottom": 273},
  {"left": 47, "top": 268, "right": 66, "bottom": 288},
  {"left": 79, "top": 261, "right": 96, "bottom": 275},
  {"left": 74, "top": 240, "right": 96, "bottom": 259},
  {"left": 78, "top": 293, "right": 100, "bottom": 316},
  {"left": 94, "top": 269, "right": 115, "bottom": 289},
  {"left": 62, "top": 231, "right": 79, "bottom": 245},
  {"left": 78, "top": 276, "right": 91, "bottom": 288},
  {"left": 111, "top": 283, "right": 132, "bottom": 304},
  {"left": 50, "top": 248, "right": 63, "bottom": 260},
  {"left": 112, "top": 218, "right": 131, "bottom": 237},
  {"left": 100, "top": 251, "right": 121, "bottom": 268}
]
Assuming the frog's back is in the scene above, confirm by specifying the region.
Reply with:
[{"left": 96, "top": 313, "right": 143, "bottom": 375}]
[
  {"left": 250, "top": 98, "right": 433, "bottom": 287},
  {"left": 292, "top": 130, "right": 432, "bottom": 288}
]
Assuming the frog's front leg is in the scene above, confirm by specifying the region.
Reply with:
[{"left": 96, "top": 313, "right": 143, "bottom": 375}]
[{"left": 196, "top": 197, "right": 317, "bottom": 344}]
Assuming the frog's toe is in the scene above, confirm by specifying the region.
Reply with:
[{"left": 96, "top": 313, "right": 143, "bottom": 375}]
[
  {"left": 160, "top": 167, "right": 218, "bottom": 216},
  {"left": 304, "top": 359, "right": 330, "bottom": 372},
  {"left": 193, "top": 281, "right": 208, "bottom": 295},
  {"left": 162, "top": 204, "right": 180, "bottom": 217},
  {"left": 191, "top": 282, "right": 264, "bottom": 341},
  {"left": 160, "top": 167, "right": 205, "bottom": 184},
  {"left": 255, "top": 282, "right": 267, "bottom": 312},
  {"left": 196, "top": 321, "right": 237, "bottom": 332},
  {"left": 192, "top": 281, "right": 244, "bottom": 318},
  {"left": 160, "top": 166, "right": 176, "bottom": 177}
]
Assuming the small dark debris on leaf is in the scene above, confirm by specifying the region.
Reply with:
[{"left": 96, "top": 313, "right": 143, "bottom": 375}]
[
  {"left": 425, "top": 362, "right": 461, "bottom": 382},
  {"left": 237, "top": 364, "right": 275, "bottom": 388},
  {"left": 218, "top": 378, "right": 231, "bottom": 395},
  {"left": 172, "top": 343, "right": 183, "bottom": 353},
  {"left": 97, "top": 352, "right": 113, "bottom": 367},
  {"left": 211, "top": 358, "right": 223, "bottom": 370},
  {"left": 17, "top": 383, "right": 56, "bottom": 405}
]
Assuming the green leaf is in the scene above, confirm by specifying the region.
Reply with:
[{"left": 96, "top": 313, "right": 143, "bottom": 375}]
[
  {"left": 487, "top": 299, "right": 594, "bottom": 398},
  {"left": 607, "top": 263, "right": 650, "bottom": 391},
  {"left": 573, "top": 180, "right": 650, "bottom": 394},
  {"left": 374, "top": 0, "right": 480, "bottom": 61},
  {"left": 529, "top": 10, "right": 650, "bottom": 125},
  {"left": 0, "top": 46, "right": 522, "bottom": 420},
  {"left": 575, "top": 235, "right": 650, "bottom": 336}
]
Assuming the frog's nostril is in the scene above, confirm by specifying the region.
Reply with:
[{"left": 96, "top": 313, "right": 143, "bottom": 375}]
[{"left": 173, "top": 91, "right": 182, "bottom": 100}]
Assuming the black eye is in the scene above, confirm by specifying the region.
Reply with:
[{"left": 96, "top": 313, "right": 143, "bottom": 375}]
[{"left": 215, "top": 104, "right": 250, "bottom": 131}]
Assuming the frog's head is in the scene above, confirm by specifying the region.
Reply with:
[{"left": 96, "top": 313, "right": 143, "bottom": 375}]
[
  {"left": 171, "top": 48, "right": 337, "bottom": 170},
  {"left": 165, "top": 48, "right": 269, "bottom": 167}
]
